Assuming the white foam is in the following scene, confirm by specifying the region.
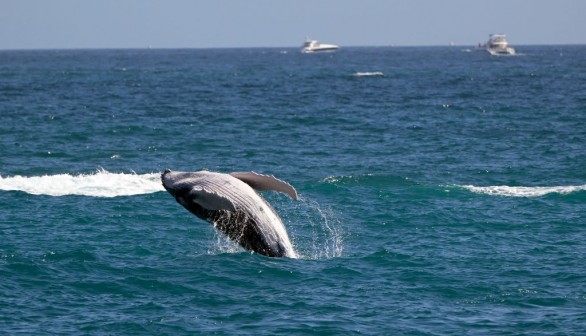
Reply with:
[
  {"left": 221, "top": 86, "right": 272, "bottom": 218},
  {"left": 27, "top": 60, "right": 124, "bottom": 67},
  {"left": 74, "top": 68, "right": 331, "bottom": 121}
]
[
  {"left": 353, "top": 71, "right": 384, "bottom": 77},
  {"left": 460, "top": 184, "right": 586, "bottom": 197},
  {"left": 0, "top": 170, "right": 165, "bottom": 197}
]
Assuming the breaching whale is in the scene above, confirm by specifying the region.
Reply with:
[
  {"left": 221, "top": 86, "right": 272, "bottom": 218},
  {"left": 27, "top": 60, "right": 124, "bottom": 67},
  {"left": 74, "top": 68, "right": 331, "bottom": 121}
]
[{"left": 161, "top": 169, "right": 298, "bottom": 258}]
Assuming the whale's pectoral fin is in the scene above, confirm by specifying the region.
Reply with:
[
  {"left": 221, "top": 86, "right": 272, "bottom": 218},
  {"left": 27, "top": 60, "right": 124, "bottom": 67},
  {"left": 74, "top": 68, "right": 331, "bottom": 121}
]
[
  {"left": 189, "top": 187, "right": 237, "bottom": 211},
  {"left": 230, "top": 172, "right": 299, "bottom": 200}
]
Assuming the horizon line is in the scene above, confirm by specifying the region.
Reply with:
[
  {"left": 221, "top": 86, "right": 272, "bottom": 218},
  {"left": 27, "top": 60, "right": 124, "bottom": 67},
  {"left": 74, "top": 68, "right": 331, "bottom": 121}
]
[{"left": 1, "top": 42, "right": 585, "bottom": 52}]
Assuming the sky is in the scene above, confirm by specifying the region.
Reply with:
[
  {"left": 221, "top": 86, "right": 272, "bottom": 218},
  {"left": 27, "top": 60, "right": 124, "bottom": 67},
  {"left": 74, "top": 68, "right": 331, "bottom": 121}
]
[{"left": 1, "top": 0, "right": 585, "bottom": 50}]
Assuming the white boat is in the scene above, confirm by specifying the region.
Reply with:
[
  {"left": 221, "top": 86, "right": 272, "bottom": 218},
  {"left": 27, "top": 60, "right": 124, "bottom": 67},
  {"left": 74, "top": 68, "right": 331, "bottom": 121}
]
[
  {"left": 483, "top": 34, "right": 516, "bottom": 55},
  {"left": 301, "top": 38, "right": 339, "bottom": 53}
]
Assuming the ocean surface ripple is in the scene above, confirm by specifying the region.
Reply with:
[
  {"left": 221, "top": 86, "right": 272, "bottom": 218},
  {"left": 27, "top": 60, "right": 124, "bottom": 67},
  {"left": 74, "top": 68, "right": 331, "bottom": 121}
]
[{"left": 1, "top": 46, "right": 585, "bottom": 335}]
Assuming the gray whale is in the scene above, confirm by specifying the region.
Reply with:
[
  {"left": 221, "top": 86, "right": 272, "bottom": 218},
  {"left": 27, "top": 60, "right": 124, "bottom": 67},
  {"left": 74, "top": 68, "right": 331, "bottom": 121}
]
[{"left": 161, "top": 169, "right": 298, "bottom": 258}]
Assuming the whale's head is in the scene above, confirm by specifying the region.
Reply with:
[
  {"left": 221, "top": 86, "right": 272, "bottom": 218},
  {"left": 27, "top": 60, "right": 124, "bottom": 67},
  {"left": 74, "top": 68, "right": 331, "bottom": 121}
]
[
  {"left": 161, "top": 169, "right": 199, "bottom": 207},
  {"left": 161, "top": 169, "right": 175, "bottom": 187},
  {"left": 162, "top": 169, "right": 205, "bottom": 189},
  {"left": 161, "top": 169, "right": 181, "bottom": 195},
  {"left": 161, "top": 169, "right": 237, "bottom": 212}
]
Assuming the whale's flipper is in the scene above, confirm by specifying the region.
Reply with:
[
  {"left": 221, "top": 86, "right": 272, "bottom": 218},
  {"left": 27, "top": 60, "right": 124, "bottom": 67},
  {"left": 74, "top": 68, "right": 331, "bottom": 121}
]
[
  {"left": 230, "top": 172, "right": 298, "bottom": 200},
  {"left": 189, "top": 187, "right": 236, "bottom": 211}
]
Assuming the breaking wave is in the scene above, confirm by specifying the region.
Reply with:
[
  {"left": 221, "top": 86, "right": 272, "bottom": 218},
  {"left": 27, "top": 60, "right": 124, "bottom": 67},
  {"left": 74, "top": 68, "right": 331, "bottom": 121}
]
[
  {"left": 460, "top": 184, "right": 586, "bottom": 197},
  {"left": 0, "top": 170, "right": 164, "bottom": 197}
]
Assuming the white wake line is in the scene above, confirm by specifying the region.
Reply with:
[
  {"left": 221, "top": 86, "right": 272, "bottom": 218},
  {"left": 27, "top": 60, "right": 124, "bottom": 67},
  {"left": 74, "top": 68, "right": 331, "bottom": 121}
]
[
  {"left": 353, "top": 71, "right": 384, "bottom": 77},
  {"left": 0, "top": 170, "right": 165, "bottom": 197},
  {"left": 459, "top": 184, "right": 586, "bottom": 197}
]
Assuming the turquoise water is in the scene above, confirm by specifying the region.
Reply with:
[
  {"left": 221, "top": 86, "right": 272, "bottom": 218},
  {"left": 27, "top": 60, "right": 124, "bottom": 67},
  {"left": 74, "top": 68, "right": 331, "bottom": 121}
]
[{"left": 1, "top": 46, "right": 585, "bottom": 335}]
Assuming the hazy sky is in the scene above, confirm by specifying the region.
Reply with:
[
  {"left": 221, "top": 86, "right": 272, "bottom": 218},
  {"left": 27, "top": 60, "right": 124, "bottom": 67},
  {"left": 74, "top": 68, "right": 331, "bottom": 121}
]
[{"left": 1, "top": 0, "right": 584, "bottom": 50}]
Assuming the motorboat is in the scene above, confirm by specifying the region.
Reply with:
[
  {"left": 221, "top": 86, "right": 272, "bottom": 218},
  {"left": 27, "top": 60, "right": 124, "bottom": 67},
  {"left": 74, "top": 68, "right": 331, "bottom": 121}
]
[
  {"left": 301, "top": 38, "right": 339, "bottom": 53},
  {"left": 483, "top": 34, "right": 516, "bottom": 55}
]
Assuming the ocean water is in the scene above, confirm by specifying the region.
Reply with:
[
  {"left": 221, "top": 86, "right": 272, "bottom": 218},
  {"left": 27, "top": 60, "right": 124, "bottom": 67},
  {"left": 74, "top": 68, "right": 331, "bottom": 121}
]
[{"left": 1, "top": 46, "right": 585, "bottom": 335}]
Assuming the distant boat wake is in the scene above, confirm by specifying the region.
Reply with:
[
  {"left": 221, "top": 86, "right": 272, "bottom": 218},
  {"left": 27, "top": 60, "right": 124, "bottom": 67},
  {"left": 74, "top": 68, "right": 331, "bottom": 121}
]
[
  {"left": 0, "top": 170, "right": 164, "bottom": 197},
  {"left": 353, "top": 71, "right": 384, "bottom": 77}
]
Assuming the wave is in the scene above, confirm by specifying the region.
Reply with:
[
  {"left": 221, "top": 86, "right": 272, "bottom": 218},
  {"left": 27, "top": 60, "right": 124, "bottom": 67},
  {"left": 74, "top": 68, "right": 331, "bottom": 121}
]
[
  {"left": 322, "top": 174, "right": 586, "bottom": 198},
  {"left": 459, "top": 184, "right": 586, "bottom": 197},
  {"left": 353, "top": 71, "right": 384, "bottom": 77},
  {"left": 0, "top": 170, "right": 164, "bottom": 197}
]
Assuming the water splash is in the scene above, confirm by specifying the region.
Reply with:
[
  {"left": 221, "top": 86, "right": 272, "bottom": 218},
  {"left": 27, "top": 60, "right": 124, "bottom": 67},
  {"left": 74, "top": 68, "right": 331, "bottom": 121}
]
[
  {"left": 209, "top": 233, "right": 244, "bottom": 256},
  {"left": 291, "top": 197, "right": 344, "bottom": 260},
  {"left": 0, "top": 169, "right": 164, "bottom": 197}
]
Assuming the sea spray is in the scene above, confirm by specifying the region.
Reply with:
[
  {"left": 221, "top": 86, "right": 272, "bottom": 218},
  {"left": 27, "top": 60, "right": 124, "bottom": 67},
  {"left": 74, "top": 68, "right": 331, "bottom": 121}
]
[{"left": 289, "top": 196, "right": 344, "bottom": 260}]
